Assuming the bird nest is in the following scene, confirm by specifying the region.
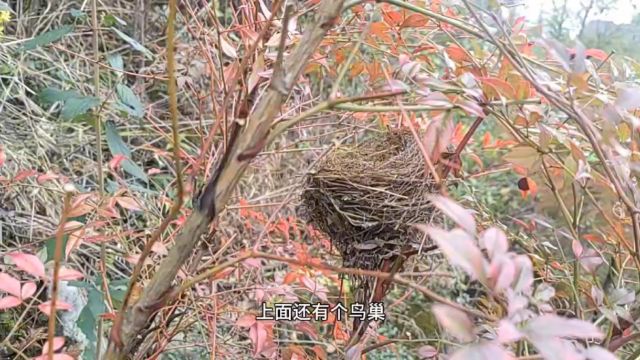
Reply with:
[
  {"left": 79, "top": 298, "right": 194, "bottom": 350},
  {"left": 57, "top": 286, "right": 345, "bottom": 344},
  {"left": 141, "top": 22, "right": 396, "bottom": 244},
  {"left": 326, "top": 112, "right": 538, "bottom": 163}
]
[{"left": 301, "top": 129, "right": 440, "bottom": 301}]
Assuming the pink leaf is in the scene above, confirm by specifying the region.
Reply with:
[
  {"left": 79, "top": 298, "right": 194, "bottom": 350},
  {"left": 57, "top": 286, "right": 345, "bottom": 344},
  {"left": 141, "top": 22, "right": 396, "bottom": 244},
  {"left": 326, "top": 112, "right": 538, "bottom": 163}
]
[
  {"left": 419, "top": 226, "right": 487, "bottom": 281},
  {"left": 114, "top": 196, "right": 143, "bottom": 212},
  {"left": 428, "top": 195, "right": 476, "bottom": 235},
  {"left": 489, "top": 255, "right": 516, "bottom": 292},
  {"left": 582, "top": 346, "right": 617, "bottom": 360},
  {"left": 236, "top": 314, "right": 256, "bottom": 328},
  {"left": 456, "top": 99, "right": 485, "bottom": 118},
  {"left": 615, "top": 86, "right": 640, "bottom": 111},
  {"left": 0, "top": 272, "right": 22, "bottom": 298},
  {"left": 497, "top": 320, "right": 523, "bottom": 343},
  {"left": 21, "top": 282, "right": 37, "bottom": 300},
  {"left": 432, "top": 303, "right": 475, "bottom": 342},
  {"left": 479, "top": 227, "right": 509, "bottom": 259},
  {"left": 38, "top": 300, "right": 73, "bottom": 315},
  {"left": 513, "top": 255, "right": 534, "bottom": 294},
  {"left": 58, "top": 267, "right": 84, "bottom": 281},
  {"left": 32, "top": 355, "right": 75, "bottom": 360},
  {"left": 571, "top": 239, "right": 583, "bottom": 258},
  {"left": 345, "top": 344, "right": 363, "bottom": 360},
  {"left": 8, "top": 252, "right": 46, "bottom": 278},
  {"left": 449, "top": 342, "right": 514, "bottom": 360},
  {"left": 42, "top": 337, "right": 65, "bottom": 354},
  {"left": 579, "top": 249, "right": 603, "bottom": 274},
  {"left": 417, "top": 345, "right": 438, "bottom": 358},
  {"left": 528, "top": 337, "right": 584, "bottom": 360},
  {"left": 526, "top": 314, "right": 604, "bottom": 340},
  {"left": 0, "top": 295, "right": 22, "bottom": 309},
  {"left": 249, "top": 321, "right": 269, "bottom": 357}
]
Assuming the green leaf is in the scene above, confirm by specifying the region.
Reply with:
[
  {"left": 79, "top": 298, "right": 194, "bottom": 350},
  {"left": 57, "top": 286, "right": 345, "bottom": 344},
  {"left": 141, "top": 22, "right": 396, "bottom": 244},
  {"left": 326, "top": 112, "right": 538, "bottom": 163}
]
[
  {"left": 111, "top": 27, "right": 153, "bottom": 59},
  {"left": 115, "top": 84, "right": 144, "bottom": 117},
  {"left": 107, "top": 53, "right": 124, "bottom": 72},
  {"left": 38, "top": 87, "right": 79, "bottom": 104},
  {"left": 105, "top": 121, "right": 149, "bottom": 183},
  {"left": 70, "top": 9, "right": 86, "bottom": 18},
  {"left": 45, "top": 235, "right": 68, "bottom": 262},
  {"left": 61, "top": 96, "right": 101, "bottom": 120},
  {"left": 77, "top": 286, "right": 105, "bottom": 360},
  {"left": 21, "top": 25, "right": 74, "bottom": 51}
]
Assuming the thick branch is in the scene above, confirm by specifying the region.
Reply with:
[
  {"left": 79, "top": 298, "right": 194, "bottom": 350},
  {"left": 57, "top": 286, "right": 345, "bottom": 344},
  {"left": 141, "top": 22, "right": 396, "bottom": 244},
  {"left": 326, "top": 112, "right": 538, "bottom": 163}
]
[{"left": 107, "top": 1, "right": 345, "bottom": 357}]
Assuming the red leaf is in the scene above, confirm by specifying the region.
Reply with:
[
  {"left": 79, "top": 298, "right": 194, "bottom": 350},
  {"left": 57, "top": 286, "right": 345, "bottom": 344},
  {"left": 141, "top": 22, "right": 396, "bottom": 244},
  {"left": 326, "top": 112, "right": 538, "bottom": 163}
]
[
  {"left": 21, "top": 282, "right": 37, "bottom": 300},
  {"left": 585, "top": 48, "right": 608, "bottom": 61},
  {"left": 0, "top": 272, "right": 22, "bottom": 298},
  {"left": 38, "top": 300, "right": 73, "bottom": 315},
  {"left": 432, "top": 304, "right": 475, "bottom": 342},
  {"left": 8, "top": 252, "right": 46, "bottom": 278},
  {"left": 58, "top": 267, "right": 84, "bottom": 281},
  {"left": 428, "top": 195, "right": 476, "bottom": 235},
  {"left": 0, "top": 296, "right": 22, "bottom": 309}
]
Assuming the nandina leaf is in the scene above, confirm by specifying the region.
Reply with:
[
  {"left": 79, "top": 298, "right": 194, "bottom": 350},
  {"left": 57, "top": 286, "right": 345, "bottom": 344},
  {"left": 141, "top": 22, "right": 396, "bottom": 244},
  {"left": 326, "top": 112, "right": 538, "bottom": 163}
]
[
  {"left": 445, "top": 45, "right": 469, "bottom": 63},
  {"left": 58, "top": 267, "right": 84, "bottom": 281},
  {"left": 0, "top": 272, "right": 22, "bottom": 298},
  {"left": 450, "top": 342, "right": 513, "bottom": 360},
  {"left": 114, "top": 196, "right": 143, "bottom": 211},
  {"left": 8, "top": 252, "right": 46, "bottom": 278},
  {"left": 428, "top": 195, "right": 476, "bottom": 235},
  {"left": 479, "top": 227, "right": 508, "bottom": 260},
  {"left": 236, "top": 314, "right": 256, "bottom": 328},
  {"left": 38, "top": 300, "right": 73, "bottom": 315},
  {"left": 418, "top": 226, "right": 487, "bottom": 281},
  {"left": 432, "top": 303, "right": 475, "bottom": 342},
  {"left": 480, "top": 77, "right": 516, "bottom": 99},
  {"left": 21, "top": 282, "right": 37, "bottom": 300},
  {"left": 0, "top": 296, "right": 22, "bottom": 309},
  {"left": 401, "top": 13, "right": 429, "bottom": 28},
  {"left": 0, "top": 146, "right": 6, "bottom": 167},
  {"left": 525, "top": 314, "right": 604, "bottom": 339}
]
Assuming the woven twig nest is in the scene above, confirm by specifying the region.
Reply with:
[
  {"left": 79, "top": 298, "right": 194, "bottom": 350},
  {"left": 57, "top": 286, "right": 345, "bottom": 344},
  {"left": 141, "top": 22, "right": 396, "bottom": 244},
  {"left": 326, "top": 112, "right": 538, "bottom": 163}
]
[{"left": 301, "top": 129, "right": 440, "bottom": 302}]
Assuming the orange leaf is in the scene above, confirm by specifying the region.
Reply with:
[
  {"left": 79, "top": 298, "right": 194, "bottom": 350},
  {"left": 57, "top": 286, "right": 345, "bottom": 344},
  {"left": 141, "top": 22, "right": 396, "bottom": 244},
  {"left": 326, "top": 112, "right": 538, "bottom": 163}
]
[
  {"left": 445, "top": 45, "right": 469, "bottom": 63},
  {"left": 482, "top": 132, "right": 492, "bottom": 148},
  {"left": 401, "top": 13, "right": 429, "bottom": 28},
  {"left": 66, "top": 203, "right": 93, "bottom": 218},
  {"left": 480, "top": 77, "right": 516, "bottom": 99},
  {"left": 283, "top": 271, "right": 298, "bottom": 285}
]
